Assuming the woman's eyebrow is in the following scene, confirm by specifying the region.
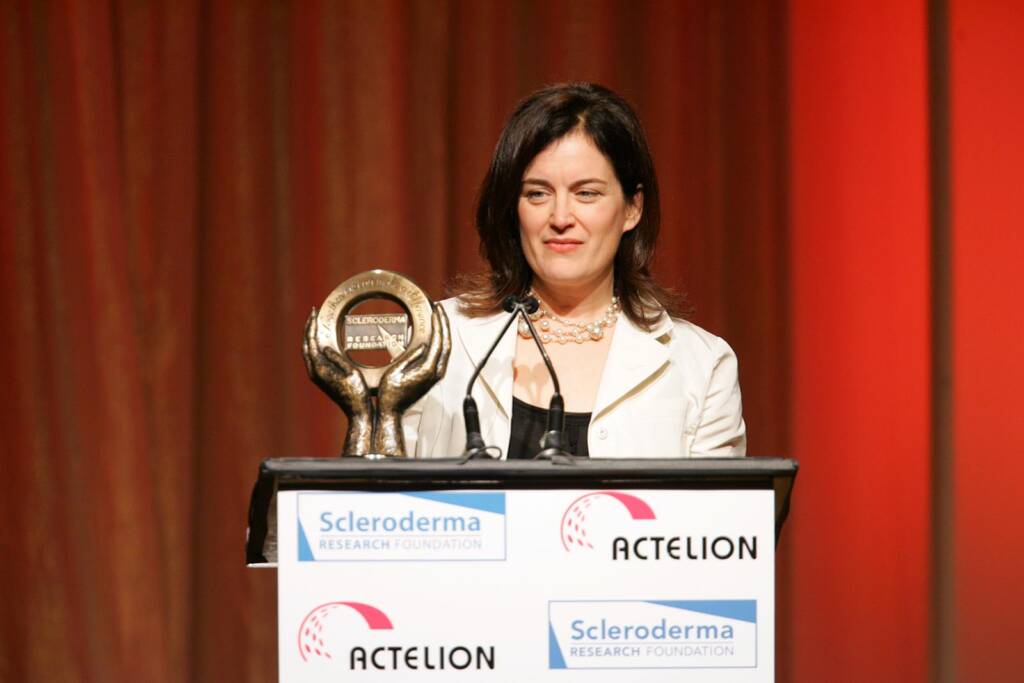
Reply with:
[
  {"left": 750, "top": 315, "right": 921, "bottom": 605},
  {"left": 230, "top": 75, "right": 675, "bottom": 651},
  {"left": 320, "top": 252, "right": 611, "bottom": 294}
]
[
  {"left": 521, "top": 177, "right": 609, "bottom": 188},
  {"left": 569, "top": 178, "right": 608, "bottom": 189}
]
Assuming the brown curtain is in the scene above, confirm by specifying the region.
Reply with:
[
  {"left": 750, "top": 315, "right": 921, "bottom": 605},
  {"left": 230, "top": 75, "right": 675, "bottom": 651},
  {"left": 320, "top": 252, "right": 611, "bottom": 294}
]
[{"left": 0, "top": 1, "right": 787, "bottom": 680}]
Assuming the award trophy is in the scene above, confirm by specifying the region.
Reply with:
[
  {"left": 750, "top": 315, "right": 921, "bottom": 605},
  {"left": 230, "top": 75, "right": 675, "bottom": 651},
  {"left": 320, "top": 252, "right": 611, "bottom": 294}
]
[{"left": 302, "top": 270, "right": 450, "bottom": 457}]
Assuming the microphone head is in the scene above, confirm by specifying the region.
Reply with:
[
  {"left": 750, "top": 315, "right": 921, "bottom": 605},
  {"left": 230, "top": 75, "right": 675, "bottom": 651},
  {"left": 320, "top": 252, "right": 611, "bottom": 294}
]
[
  {"left": 501, "top": 295, "right": 518, "bottom": 313},
  {"left": 522, "top": 296, "right": 540, "bottom": 314}
]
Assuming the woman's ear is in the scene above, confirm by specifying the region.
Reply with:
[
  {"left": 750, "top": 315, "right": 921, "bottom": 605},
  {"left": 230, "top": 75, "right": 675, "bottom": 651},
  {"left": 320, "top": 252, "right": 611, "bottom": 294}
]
[{"left": 623, "top": 186, "right": 643, "bottom": 233}]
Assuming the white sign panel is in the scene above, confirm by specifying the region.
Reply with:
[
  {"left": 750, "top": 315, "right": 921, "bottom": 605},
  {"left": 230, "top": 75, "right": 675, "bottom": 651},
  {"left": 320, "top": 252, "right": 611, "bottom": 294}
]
[{"left": 278, "top": 488, "right": 774, "bottom": 682}]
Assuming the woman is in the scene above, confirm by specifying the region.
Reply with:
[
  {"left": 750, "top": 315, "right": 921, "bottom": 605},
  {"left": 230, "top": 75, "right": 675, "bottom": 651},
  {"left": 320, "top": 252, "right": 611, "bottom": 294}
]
[{"left": 402, "top": 82, "right": 746, "bottom": 459}]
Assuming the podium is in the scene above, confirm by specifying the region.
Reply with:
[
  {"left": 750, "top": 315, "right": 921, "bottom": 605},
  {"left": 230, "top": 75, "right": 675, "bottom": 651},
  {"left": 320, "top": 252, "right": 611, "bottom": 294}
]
[{"left": 247, "top": 457, "right": 797, "bottom": 682}]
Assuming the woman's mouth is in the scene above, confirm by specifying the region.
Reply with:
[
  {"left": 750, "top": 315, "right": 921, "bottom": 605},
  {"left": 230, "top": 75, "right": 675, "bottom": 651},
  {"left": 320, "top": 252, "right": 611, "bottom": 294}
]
[{"left": 545, "top": 239, "right": 583, "bottom": 254}]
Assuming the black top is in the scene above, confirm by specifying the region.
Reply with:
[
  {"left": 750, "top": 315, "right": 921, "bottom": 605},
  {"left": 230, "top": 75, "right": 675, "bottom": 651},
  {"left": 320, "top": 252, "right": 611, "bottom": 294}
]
[{"left": 507, "top": 396, "right": 592, "bottom": 459}]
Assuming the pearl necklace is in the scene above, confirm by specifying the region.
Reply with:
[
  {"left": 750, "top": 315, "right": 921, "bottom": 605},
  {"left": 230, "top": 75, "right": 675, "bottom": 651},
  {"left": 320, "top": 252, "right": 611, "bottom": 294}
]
[{"left": 517, "top": 293, "right": 621, "bottom": 344}]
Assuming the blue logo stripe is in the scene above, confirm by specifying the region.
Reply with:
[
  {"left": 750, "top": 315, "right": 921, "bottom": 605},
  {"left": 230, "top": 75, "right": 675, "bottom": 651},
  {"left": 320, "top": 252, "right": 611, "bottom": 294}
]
[
  {"left": 297, "top": 520, "right": 315, "bottom": 561},
  {"left": 401, "top": 491, "right": 506, "bottom": 515},
  {"left": 648, "top": 600, "right": 756, "bottom": 624},
  {"left": 548, "top": 623, "right": 567, "bottom": 669}
]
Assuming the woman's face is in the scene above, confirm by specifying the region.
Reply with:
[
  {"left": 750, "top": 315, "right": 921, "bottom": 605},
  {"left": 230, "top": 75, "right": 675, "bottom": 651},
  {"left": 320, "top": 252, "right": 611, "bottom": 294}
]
[{"left": 517, "top": 131, "right": 641, "bottom": 297}]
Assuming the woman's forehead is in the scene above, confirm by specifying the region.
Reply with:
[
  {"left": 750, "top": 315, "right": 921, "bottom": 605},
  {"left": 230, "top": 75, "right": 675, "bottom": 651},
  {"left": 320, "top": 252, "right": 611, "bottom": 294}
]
[{"left": 522, "top": 131, "right": 615, "bottom": 181}]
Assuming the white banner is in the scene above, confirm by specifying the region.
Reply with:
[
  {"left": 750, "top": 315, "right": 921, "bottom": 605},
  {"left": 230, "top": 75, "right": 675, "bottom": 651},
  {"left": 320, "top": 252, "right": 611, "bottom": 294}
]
[{"left": 278, "top": 488, "right": 774, "bottom": 682}]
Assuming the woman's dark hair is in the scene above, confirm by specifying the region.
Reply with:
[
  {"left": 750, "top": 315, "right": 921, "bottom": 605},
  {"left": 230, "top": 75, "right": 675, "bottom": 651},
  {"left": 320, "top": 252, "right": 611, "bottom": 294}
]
[{"left": 449, "top": 82, "right": 683, "bottom": 329}]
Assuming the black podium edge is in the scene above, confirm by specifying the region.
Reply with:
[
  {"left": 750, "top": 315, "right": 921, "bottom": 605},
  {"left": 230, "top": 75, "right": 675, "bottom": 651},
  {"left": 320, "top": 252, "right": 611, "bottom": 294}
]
[{"left": 245, "top": 456, "right": 798, "bottom": 565}]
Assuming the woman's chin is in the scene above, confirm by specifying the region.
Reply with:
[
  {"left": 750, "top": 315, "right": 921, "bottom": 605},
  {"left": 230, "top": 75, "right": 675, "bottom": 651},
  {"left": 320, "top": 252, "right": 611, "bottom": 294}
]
[{"left": 532, "top": 271, "right": 605, "bottom": 292}]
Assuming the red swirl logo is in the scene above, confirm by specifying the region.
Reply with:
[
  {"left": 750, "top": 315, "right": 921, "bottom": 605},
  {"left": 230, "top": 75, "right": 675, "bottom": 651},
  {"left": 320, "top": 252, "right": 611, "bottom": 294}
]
[
  {"left": 560, "top": 491, "right": 656, "bottom": 551},
  {"left": 298, "top": 601, "right": 393, "bottom": 662}
]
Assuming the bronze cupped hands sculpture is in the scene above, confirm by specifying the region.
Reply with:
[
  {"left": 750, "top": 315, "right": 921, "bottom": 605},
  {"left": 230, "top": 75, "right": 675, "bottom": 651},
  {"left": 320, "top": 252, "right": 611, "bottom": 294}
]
[{"left": 302, "top": 270, "right": 451, "bottom": 457}]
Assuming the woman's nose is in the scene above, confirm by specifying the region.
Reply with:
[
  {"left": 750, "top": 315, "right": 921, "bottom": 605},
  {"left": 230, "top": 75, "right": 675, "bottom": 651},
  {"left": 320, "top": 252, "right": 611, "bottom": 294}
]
[{"left": 549, "top": 194, "right": 575, "bottom": 230}]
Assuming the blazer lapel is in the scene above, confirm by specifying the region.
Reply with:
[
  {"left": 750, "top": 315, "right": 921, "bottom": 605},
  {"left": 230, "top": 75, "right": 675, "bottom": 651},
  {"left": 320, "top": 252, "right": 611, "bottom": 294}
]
[
  {"left": 453, "top": 310, "right": 516, "bottom": 435},
  {"left": 591, "top": 314, "right": 673, "bottom": 422}
]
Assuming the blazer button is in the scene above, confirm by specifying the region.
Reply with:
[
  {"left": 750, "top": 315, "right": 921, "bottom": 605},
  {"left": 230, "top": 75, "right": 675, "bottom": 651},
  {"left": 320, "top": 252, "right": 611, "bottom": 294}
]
[{"left": 598, "top": 427, "right": 608, "bottom": 440}]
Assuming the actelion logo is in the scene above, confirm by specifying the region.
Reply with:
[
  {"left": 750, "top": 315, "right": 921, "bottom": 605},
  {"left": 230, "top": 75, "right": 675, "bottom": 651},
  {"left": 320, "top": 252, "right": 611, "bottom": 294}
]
[
  {"left": 298, "top": 601, "right": 393, "bottom": 662},
  {"left": 296, "top": 601, "right": 496, "bottom": 672},
  {"left": 560, "top": 491, "right": 656, "bottom": 551}
]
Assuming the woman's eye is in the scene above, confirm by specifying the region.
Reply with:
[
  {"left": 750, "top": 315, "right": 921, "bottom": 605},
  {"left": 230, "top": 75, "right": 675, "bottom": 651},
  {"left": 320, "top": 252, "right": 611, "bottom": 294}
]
[
  {"left": 524, "top": 189, "right": 548, "bottom": 201},
  {"left": 577, "top": 190, "right": 600, "bottom": 200}
]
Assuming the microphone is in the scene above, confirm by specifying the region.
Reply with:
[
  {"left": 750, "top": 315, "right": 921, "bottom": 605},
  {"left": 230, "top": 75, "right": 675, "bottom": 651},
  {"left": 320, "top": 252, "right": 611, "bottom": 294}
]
[
  {"left": 461, "top": 295, "right": 523, "bottom": 459},
  {"left": 515, "top": 296, "right": 570, "bottom": 460}
]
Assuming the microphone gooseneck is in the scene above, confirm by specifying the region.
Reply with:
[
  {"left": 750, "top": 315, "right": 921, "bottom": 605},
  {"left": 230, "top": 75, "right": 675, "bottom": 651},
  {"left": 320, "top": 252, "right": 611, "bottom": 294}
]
[
  {"left": 461, "top": 293, "right": 572, "bottom": 462},
  {"left": 516, "top": 297, "right": 570, "bottom": 460},
  {"left": 461, "top": 297, "right": 522, "bottom": 459}
]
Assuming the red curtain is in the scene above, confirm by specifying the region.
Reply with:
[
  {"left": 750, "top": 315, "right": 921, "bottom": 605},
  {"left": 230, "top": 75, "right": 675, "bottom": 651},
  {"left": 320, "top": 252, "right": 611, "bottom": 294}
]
[
  {"left": 788, "top": 2, "right": 932, "bottom": 679},
  {"left": 0, "top": 2, "right": 788, "bottom": 681},
  {"left": 949, "top": 1, "right": 1024, "bottom": 679}
]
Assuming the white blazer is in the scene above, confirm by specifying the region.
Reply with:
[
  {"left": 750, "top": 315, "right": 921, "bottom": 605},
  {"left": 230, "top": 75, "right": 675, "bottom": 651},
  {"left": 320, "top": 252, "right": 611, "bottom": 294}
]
[{"left": 402, "top": 298, "right": 746, "bottom": 459}]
